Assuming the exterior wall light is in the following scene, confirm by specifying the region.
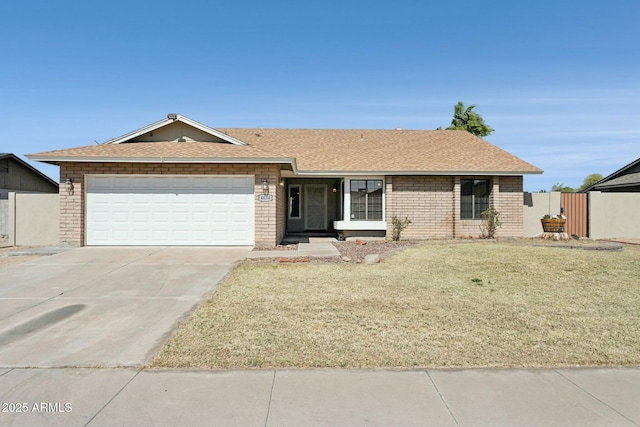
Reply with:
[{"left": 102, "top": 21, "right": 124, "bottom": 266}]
[
  {"left": 65, "top": 178, "right": 74, "bottom": 196},
  {"left": 262, "top": 179, "right": 269, "bottom": 195},
  {"left": 279, "top": 178, "right": 285, "bottom": 187}
]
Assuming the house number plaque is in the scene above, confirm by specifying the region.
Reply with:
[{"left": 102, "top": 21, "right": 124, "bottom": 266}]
[{"left": 258, "top": 194, "right": 273, "bottom": 202}]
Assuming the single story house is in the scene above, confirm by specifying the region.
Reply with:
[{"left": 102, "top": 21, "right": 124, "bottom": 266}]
[
  {"left": 27, "top": 114, "right": 542, "bottom": 247},
  {"left": 583, "top": 157, "right": 640, "bottom": 192},
  {"left": 0, "top": 153, "right": 58, "bottom": 199}
]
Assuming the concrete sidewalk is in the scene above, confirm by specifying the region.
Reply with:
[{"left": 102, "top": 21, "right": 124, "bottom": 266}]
[
  {"left": 1, "top": 367, "right": 638, "bottom": 427},
  {"left": 246, "top": 237, "right": 341, "bottom": 259}
]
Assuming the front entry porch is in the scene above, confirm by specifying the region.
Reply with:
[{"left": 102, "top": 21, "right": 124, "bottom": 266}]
[{"left": 284, "top": 178, "right": 343, "bottom": 234}]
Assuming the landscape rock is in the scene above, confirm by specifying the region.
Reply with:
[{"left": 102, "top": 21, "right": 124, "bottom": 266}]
[
  {"left": 342, "top": 256, "right": 352, "bottom": 262},
  {"left": 364, "top": 254, "right": 380, "bottom": 264},
  {"left": 541, "top": 232, "right": 570, "bottom": 241}
]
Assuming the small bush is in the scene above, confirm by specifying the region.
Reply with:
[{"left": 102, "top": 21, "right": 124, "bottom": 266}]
[
  {"left": 480, "top": 208, "right": 502, "bottom": 239},
  {"left": 392, "top": 216, "right": 412, "bottom": 241}
]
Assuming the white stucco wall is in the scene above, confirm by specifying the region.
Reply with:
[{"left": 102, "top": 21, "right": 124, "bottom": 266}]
[
  {"left": 7, "top": 192, "right": 59, "bottom": 246},
  {"left": 0, "top": 199, "right": 7, "bottom": 235},
  {"left": 523, "top": 192, "right": 561, "bottom": 237},
  {"left": 589, "top": 191, "right": 640, "bottom": 239}
]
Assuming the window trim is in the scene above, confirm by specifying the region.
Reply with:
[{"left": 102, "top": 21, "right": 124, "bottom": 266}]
[
  {"left": 460, "top": 178, "right": 490, "bottom": 220},
  {"left": 344, "top": 177, "right": 385, "bottom": 222}
]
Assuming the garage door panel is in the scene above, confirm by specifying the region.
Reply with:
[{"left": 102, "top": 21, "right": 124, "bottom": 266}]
[
  {"left": 131, "top": 212, "right": 149, "bottom": 223},
  {"left": 191, "top": 193, "right": 209, "bottom": 204},
  {"left": 87, "top": 175, "right": 254, "bottom": 246},
  {"left": 152, "top": 211, "right": 170, "bottom": 222},
  {"left": 172, "top": 203, "right": 190, "bottom": 211},
  {"left": 192, "top": 212, "right": 210, "bottom": 223},
  {"left": 211, "top": 229, "right": 229, "bottom": 240}
]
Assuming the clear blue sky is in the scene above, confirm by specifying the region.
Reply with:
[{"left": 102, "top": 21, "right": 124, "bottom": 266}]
[{"left": 2, "top": 0, "right": 639, "bottom": 192}]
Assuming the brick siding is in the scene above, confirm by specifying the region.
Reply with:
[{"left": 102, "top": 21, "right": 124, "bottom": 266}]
[
  {"left": 493, "top": 176, "right": 524, "bottom": 237},
  {"left": 386, "top": 175, "right": 524, "bottom": 240},
  {"left": 385, "top": 176, "right": 455, "bottom": 239}
]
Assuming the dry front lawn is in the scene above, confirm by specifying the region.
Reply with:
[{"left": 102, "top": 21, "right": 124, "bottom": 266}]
[{"left": 152, "top": 242, "right": 640, "bottom": 369}]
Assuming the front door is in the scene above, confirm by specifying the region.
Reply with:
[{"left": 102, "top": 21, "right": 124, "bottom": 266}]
[{"left": 304, "top": 184, "right": 327, "bottom": 230}]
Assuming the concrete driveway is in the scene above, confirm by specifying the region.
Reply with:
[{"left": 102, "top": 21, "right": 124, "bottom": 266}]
[{"left": 0, "top": 247, "right": 250, "bottom": 368}]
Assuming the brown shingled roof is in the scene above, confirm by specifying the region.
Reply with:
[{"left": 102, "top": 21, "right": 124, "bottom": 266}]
[
  {"left": 28, "top": 127, "right": 542, "bottom": 175},
  {"left": 219, "top": 128, "right": 541, "bottom": 174}
]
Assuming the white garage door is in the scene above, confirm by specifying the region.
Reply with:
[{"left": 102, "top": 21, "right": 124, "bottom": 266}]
[{"left": 86, "top": 175, "right": 254, "bottom": 246}]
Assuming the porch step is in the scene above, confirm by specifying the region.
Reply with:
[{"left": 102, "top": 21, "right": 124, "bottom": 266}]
[
  {"left": 247, "top": 237, "right": 340, "bottom": 259},
  {"left": 297, "top": 239, "right": 340, "bottom": 257},
  {"left": 282, "top": 233, "right": 338, "bottom": 244}
]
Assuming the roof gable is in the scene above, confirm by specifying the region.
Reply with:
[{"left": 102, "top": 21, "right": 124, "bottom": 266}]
[{"left": 104, "top": 114, "right": 247, "bottom": 145}]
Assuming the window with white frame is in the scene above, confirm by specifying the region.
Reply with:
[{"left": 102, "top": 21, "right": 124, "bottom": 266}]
[
  {"left": 460, "top": 179, "right": 490, "bottom": 219},
  {"left": 350, "top": 179, "right": 383, "bottom": 220}
]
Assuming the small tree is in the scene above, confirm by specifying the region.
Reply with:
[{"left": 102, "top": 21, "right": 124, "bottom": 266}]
[
  {"left": 576, "top": 173, "right": 603, "bottom": 192},
  {"left": 480, "top": 208, "right": 502, "bottom": 239},
  {"left": 442, "top": 101, "right": 494, "bottom": 137},
  {"left": 391, "top": 216, "right": 411, "bottom": 241}
]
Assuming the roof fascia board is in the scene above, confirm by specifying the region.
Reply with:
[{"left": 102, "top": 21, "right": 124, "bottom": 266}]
[
  {"left": 293, "top": 170, "right": 541, "bottom": 176},
  {"left": 25, "top": 154, "right": 297, "bottom": 170},
  {"left": 595, "top": 181, "right": 640, "bottom": 189},
  {"left": 26, "top": 151, "right": 538, "bottom": 178},
  {"left": 178, "top": 116, "right": 248, "bottom": 145},
  {"left": 103, "top": 117, "right": 172, "bottom": 144},
  {"left": 596, "top": 181, "right": 640, "bottom": 190},
  {"left": 103, "top": 115, "right": 248, "bottom": 146}
]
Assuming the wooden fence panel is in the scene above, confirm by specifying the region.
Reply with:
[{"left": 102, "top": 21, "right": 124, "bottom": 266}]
[{"left": 560, "top": 193, "right": 588, "bottom": 237}]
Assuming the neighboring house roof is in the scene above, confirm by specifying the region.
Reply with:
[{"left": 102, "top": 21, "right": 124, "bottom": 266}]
[
  {"left": 26, "top": 115, "right": 543, "bottom": 176},
  {"left": 0, "top": 153, "right": 58, "bottom": 187},
  {"left": 583, "top": 156, "right": 640, "bottom": 192},
  {"left": 592, "top": 172, "right": 640, "bottom": 190}
]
